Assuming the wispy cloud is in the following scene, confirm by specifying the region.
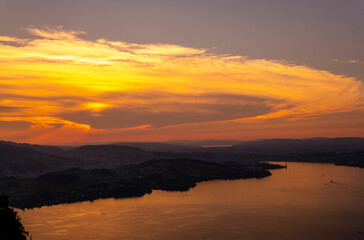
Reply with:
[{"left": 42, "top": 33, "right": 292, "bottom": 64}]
[
  {"left": 0, "top": 27, "right": 363, "bottom": 143},
  {"left": 332, "top": 58, "right": 364, "bottom": 64}
]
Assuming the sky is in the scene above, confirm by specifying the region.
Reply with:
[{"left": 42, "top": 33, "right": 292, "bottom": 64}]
[{"left": 0, "top": 0, "right": 363, "bottom": 144}]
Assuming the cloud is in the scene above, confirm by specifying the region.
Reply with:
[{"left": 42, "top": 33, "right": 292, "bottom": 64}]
[
  {"left": 26, "top": 26, "right": 86, "bottom": 40},
  {"left": 332, "top": 58, "right": 364, "bottom": 64},
  {"left": 59, "top": 99, "right": 273, "bottom": 129},
  {"left": 0, "top": 105, "right": 23, "bottom": 113},
  {"left": 0, "top": 26, "right": 363, "bottom": 143}
]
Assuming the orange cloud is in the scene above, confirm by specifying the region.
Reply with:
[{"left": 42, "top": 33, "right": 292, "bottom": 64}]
[{"left": 0, "top": 26, "right": 363, "bottom": 143}]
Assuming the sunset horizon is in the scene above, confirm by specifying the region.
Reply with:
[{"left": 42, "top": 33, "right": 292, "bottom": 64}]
[
  {"left": 1, "top": 25, "right": 363, "bottom": 144},
  {"left": 1, "top": 1, "right": 363, "bottom": 240}
]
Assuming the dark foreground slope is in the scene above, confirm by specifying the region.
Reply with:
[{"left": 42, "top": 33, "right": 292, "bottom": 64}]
[
  {"left": 0, "top": 159, "right": 284, "bottom": 209},
  {"left": 0, "top": 195, "right": 30, "bottom": 240}
]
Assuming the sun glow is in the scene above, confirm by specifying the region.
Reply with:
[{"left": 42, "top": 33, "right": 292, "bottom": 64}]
[{"left": 0, "top": 26, "right": 363, "bottom": 143}]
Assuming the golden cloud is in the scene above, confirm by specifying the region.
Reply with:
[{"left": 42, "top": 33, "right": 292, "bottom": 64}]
[{"left": 0, "top": 26, "right": 363, "bottom": 143}]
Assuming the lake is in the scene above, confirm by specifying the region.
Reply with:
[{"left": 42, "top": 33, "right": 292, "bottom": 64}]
[{"left": 19, "top": 162, "right": 364, "bottom": 240}]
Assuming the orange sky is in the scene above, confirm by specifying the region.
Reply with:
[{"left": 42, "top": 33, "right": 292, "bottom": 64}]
[{"left": 0, "top": 27, "right": 363, "bottom": 144}]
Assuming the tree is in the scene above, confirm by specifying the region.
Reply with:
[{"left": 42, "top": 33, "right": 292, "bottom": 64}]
[{"left": 0, "top": 195, "right": 31, "bottom": 240}]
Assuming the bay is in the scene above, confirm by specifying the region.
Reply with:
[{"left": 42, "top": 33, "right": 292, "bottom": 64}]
[{"left": 19, "top": 162, "right": 364, "bottom": 240}]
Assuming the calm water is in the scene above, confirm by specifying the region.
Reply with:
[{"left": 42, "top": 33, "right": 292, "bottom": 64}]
[{"left": 19, "top": 162, "right": 364, "bottom": 240}]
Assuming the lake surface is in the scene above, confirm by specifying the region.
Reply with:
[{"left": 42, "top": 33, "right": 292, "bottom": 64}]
[{"left": 19, "top": 162, "right": 364, "bottom": 240}]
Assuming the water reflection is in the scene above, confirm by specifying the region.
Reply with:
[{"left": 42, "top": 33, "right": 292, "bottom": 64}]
[{"left": 19, "top": 162, "right": 364, "bottom": 240}]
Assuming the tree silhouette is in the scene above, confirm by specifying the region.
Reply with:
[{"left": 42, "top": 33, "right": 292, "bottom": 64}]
[{"left": 0, "top": 195, "right": 31, "bottom": 240}]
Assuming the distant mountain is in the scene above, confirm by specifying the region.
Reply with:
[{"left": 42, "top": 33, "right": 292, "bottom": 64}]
[
  {"left": 231, "top": 137, "right": 364, "bottom": 154},
  {"left": 111, "top": 143, "right": 259, "bottom": 163},
  {"left": 0, "top": 143, "right": 80, "bottom": 177},
  {"left": 63, "top": 144, "right": 246, "bottom": 168},
  {"left": 0, "top": 140, "right": 66, "bottom": 156},
  {"left": 112, "top": 142, "right": 201, "bottom": 152},
  {"left": 166, "top": 139, "right": 245, "bottom": 147},
  {"left": 0, "top": 137, "right": 363, "bottom": 178},
  {"left": 64, "top": 145, "right": 173, "bottom": 168},
  {"left": 262, "top": 150, "right": 364, "bottom": 168},
  {"left": 42, "top": 137, "right": 364, "bottom": 155}
]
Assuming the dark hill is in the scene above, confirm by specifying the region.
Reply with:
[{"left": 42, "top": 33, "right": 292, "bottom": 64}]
[
  {"left": 0, "top": 140, "right": 66, "bottom": 156},
  {"left": 2, "top": 159, "right": 282, "bottom": 208},
  {"left": 65, "top": 145, "right": 172, "bottom": 168},
  {"left": 232, "top": 137, "right": 364, "bottom": 154},
  {"left": 112, "top": 142, "right": 201, "bottom": 152},
  {"left": 65, "top": 144, "right": 251, "bottom": 166},
  {"left": 0, "top": 143, "right": 81, "bottom": 177},
  {"left": 166, "top": 139, "right": 245, "bottom": 147},
  {"left": 124, "top": 158, "right": 273, "bottom": 191}
]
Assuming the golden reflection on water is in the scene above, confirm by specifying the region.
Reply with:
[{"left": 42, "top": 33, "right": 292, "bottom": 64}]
[{"left": 19, "top": 162, "right": 364, "bottom": 240}]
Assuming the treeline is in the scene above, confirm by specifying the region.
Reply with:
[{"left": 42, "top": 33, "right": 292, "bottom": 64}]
[
  {"left": 1, "top": 159, "right": 284, "bottom": 209},
  {"left": 0, "top": 195, "right": 31, "bottom": 240}
]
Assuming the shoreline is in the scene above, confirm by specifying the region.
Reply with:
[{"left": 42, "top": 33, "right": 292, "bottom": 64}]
[{"left": 2, "top": 160, "right": 285, "bottom": 209}]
